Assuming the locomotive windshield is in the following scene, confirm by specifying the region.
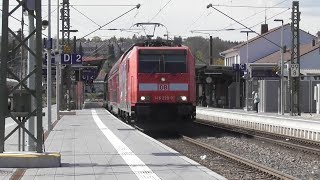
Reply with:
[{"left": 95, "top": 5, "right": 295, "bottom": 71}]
[{"left": 138, "top": 50, "right": 187, "bottom": 73}]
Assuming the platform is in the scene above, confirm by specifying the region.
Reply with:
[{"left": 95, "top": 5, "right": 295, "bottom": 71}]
[
  {"left": 196, "top": 107, "right": 320, "bottom": 142},
  {"left": 1, "top": 108, "right": 226, "bottom": 180}
]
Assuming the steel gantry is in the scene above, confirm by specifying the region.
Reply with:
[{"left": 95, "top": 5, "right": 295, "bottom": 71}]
[
  {"left": 0, "top": 0, "right": 43, "bottom": 153},
  {"left": 61, "top": 0, "right": 72, "bottom": 110},
  {"left": 290, "top": 1, "right": 301, "bottom": 116}
]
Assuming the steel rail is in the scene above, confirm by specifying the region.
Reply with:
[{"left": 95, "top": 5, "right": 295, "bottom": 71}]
[{"left": 182, "top": 135, "right": 299, "bottom": 180}]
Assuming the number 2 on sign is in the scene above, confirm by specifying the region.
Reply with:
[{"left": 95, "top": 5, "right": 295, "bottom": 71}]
[{"left": 76, "top": 54, "right": 82, "bottom": 62}]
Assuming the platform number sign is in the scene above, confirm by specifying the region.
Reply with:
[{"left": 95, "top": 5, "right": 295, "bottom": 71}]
[
  {"left": 232, "top": 63, "right": 246, "bottom": 71},
  {"left": 239, "top": 63, "right": 246, "bottom": 71},
  {"left": 61, "top": 54, "right": 83, "bottom": 65},
  {"left": 291, "top": 64, "right": 299, "bottom": 77}
]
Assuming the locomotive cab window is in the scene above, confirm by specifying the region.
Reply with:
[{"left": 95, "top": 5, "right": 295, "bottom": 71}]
[
  {"left": 138, "top": 54, "right": 161, "bottom": 73},
  {"left": 138, "top": 50, "right": 187, "bottom": 73},
  {"left": 164, "top": 54, "right": 186, "bottom": 73}
]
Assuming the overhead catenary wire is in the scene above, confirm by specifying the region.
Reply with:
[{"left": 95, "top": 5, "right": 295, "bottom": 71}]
[
  {"left": 185, "top": 11, "right": 207, "bottom": 32},
  {"left": 202, "top": 0, "right": 289, "bottom": 35},
  {"left": 185, "top": 0, "right": 289, "bottom": 36},
  {"left": 208, "top": 4, "right": 289, "bottom": 9},
  {"left": 132, "top": 0, "right": 173, "bottom": 38},
  {"left": 2, "top": 4, "right": 137, "bottom": 7},
  {"left": 191, "top": 7, "right": 290, "bottom": 33},
  {"left": 236, "top": 0, "right": 291, "bottom": 25},
  {"left": 57, "top": 4, "right": 137, "bottom": 7},
  {"left": 249, "top": 8, "right": 290, "bottom": 29},
  {"left": 148, "top": 0, "right": 173, "bottom": 22},
  {"left": 86, "top": 41, "right": 110, "bottom": 57},
  {"left": 207, "top": 4, "right": 282, "bottom": 49},
  {"left": 70, "top": 5, "right": 102, "bottom": 28},
  {"left": 80, "top": 4, "right": 140, "bottom": 39},
  {"left": 225, "top": 0, "right": 289, "bottom": 28},
  {"left": 43, "top": 7, "right": 57, "bottom": 19}
]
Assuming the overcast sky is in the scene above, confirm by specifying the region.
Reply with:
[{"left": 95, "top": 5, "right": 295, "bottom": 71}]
[{"left": 1, "top": 0, "right": 319, "bottom": 42}]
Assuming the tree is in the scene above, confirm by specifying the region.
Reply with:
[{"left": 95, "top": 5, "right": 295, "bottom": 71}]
[
  {"left": 108, "top": 44, "right": 115, "bottom": 60},
  {"left": 94, "top": 45, "right": 99, "bottom": 57},
  {"left": 195, "top": 50, "right": 206, "bottom": 65},
  {"left": 215, "top": 58, "right": 225, "bottom": 65},
  {"left": 92, "top": 36, "right": 102, "bottom": 42},
  {"left": 79, "top": 38, "right": 87, "bottom": 42}
]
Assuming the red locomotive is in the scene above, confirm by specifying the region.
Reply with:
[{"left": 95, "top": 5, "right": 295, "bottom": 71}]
[{"left": 107, "top": 40, "right": 196, "bottom": 124}]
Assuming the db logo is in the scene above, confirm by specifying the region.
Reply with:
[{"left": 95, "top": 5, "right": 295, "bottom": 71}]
[{"left": 158, "top": 84, "right": 169, "bottom": 91}]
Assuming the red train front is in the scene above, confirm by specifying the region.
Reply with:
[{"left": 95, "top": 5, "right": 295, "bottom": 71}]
[{"left": 107, "top": 41, "right": 196, "bottom": 124}]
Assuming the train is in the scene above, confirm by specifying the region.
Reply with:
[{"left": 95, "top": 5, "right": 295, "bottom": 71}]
[{"left": 107, "top": 40, "right": 196, "bottom": 124}]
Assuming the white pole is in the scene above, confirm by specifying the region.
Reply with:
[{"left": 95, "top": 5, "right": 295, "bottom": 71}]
[
  {"left": 280, "top": 22, "right": 284, "bottom": 115},
  {"left": 246, "top": 33, "right": 249, "bottom": 110},
  {"left": 56, "top": 0, "right": 60, "bottom": 120},
  {"left": 27, "top": 10, "right": 36, "bottom": 151},
  {"left": 47, "top": 0, "right": 52, "bottom": 130}
]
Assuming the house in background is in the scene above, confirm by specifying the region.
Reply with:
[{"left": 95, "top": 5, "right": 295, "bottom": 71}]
[
  {"left": 255, "top": 39, "right": 320, "bottom": 70},
  {"left": 219, "top": 24, "right": 320, "bottom": 113},
  {"left": 253, "top": 40, "right": 320, "bottom": 113},
  {"left": 220, "top": 24, "right": 316, "bottom": 66}
]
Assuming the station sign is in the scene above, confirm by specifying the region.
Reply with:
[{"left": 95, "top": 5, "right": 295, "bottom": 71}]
[
  {"left": 43, "top": 38, "right": 53, "bottom": 49},
  {"left": 61, "top": 54, "right": 83, "bottom": 65},
  {"left": 72, "top": 69, "right": 97, "bottom": 82},
  {"left": 291, "top": 64, "right": 300, "bottom": 77},
  {"left": 82, "top": 69, "right": 97, "bottom": 81},
  {"left": 232, "top": 63, "right": 246, "bottom": 71}
]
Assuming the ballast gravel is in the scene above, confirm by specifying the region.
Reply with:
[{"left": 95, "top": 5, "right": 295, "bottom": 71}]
[{"left": 198, "top": 136, "right": 320, "bottom": 180}]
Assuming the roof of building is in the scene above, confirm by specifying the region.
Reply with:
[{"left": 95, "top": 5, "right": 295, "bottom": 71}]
[
  {"left": 254, "top": 42, "right": 319, "bottom": 63},
  {"left": 220, "top": 24, "right": 316, "bottom": 55}
]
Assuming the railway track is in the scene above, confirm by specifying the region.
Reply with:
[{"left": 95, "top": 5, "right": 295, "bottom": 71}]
[
  {"left": 195, "top": 119, "right": 320, "bottom": 155},
  {"left": 181, "top": 135, "right": 299, "bottom": 180}
]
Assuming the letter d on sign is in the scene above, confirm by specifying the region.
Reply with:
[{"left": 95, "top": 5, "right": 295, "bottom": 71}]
[{"left": 63, "top": 54, "right": 71, "bottom": 64}]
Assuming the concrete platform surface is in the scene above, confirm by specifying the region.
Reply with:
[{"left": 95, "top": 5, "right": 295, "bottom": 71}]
[
  {"left": 0, "top": 152, "right": 61, "bottom": 168},
  {"left": 196, "top": 107, "right": 320, "bottom": 141},
  {"left": 1, "top": 108, "right": 225, "bottom": 180}
]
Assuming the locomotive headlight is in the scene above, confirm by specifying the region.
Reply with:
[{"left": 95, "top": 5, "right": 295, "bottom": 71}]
[
  {"left": 181, "top": 96, "right": 187, "bottom": 101},
  {"left": 140, "top": 96, "right": 146, "bottom": 101},
  {"left": 161, "top": 77, "right": 166, "bottom": 82}
]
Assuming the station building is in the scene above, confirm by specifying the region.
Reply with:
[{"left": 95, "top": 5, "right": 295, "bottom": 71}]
[{"left": 197, "top": 24, "right": 320, "bottom": 113}]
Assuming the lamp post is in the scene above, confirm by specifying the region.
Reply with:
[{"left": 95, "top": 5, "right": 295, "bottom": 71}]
[
  {"left": 240, "top": 30, "right": 254, "bottom": 64},
  {"left": 56, "top": 0, "right": 60, "bottom": 120},
  {"left": 241, "top": 30, "right": 254, "bottom": 111},
  {"left": 191, "top": 29, "right": 235, "bottom": 65},
  {"left": 274, "top": 19, "right": 284, "bottom": 115},
  {"left": 46, "top": 0, "right": 52, "bottom": 131}
]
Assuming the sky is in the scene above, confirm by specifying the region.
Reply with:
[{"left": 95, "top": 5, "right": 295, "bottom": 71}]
[{"left": 1, "top": 0, "right": 319, "bottom": 42}]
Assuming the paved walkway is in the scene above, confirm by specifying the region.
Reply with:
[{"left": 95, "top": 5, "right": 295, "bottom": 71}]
[
  {"left": 0, "top": 105, "right": 58, "bottom": 179},
  {"left": 1, "top": 108, "right": 225, "bottom": 180}
]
